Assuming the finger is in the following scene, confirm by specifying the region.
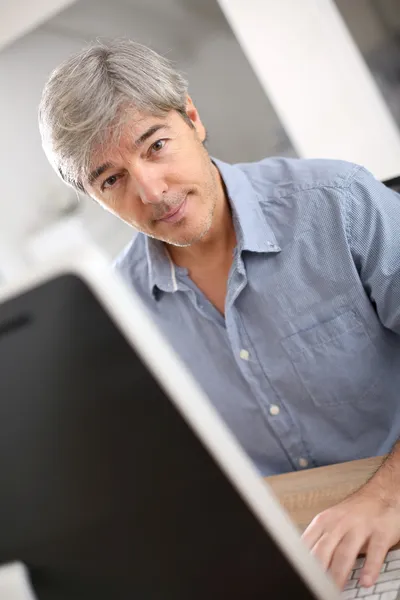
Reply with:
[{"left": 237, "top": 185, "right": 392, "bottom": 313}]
[
  {"left": 360, "top": 534, "right": 390, "bottom": 588},
  {"left": 302, "top": 516, "right": 325, "bottom": 550},
  {"left": 329, "top": 531, "right": 366, "bottom": 590},
  {"left": 310, "top": 531, "right": 345, "bottom": 571}
]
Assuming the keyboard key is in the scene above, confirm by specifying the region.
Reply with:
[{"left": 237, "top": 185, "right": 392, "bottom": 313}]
[
  {"left": 375, "top": 580, "right": 400, "bottom": 593},
  {"left": 387, "top": 560, "right": 400, "bottom": 572},
  {"left": 380, "top": 591, "right": 400, "bottom": 600},
  {"left": 344, "top": 579, "right": 357, "bottom": 590},
  {"left": 375, "top": 569, "right": 400, "bottom": 584},
  {"left": 354, "top": 557, "right": 366, "bottom": 569},
  {"left": 386, "top": 550, "right": 400, "bottom": 562},
  {"left": 342, "top": 589, "right": 357, "bottom": 599},
  {"left": 353, "top": 568, "right": 362, "bottom": 579},
  {"left": 357, "top": 586, "right": 377, "bottom": 596}
]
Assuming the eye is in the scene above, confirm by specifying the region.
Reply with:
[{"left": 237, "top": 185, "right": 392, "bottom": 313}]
[
  {"left": 101, "top": 174, "right": 121, "bottom": 192},
  {"left": 150, "top": 139, "right": 167, "bottom": 154}
]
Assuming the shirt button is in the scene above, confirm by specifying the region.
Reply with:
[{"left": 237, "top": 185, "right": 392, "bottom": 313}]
[
  {"left": 298, "top": 458, "right": 309, "bottom": 468},
  {"left": 239, "top": 349, "right": 250, "bottom": 361},
  {"left": 269, "top": 404, "right": 280, "bottom": 416}
]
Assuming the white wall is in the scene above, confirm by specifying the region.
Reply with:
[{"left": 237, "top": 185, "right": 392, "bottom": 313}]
[
  {"left": 0, "top": 30, "right": 79, "bottom": 235},
  {"left": 0, "top": 0, "right": 76, "bottom": 50}
]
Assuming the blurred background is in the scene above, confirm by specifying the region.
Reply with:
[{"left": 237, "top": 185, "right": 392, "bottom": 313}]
[{"left": 0, "top": 0, "right": 399, "bottom": 283}]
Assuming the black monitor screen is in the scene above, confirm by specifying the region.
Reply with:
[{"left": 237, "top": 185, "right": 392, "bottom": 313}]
[{"left": 0, "top": 274, "right": 318, "bottom": 600}]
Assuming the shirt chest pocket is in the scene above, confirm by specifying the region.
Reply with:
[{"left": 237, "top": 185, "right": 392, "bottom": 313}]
[{"left": 281, "top": 310, "right": 379, "bottom": 407}]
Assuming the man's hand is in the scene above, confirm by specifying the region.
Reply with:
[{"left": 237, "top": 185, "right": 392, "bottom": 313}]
[{"left": 302, "top": 486, "right": 400, "bottom": 590}]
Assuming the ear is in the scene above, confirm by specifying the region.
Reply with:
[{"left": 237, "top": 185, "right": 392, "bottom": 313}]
[{"left": 184, "top": 95, "right": 206, "bottom": 142}]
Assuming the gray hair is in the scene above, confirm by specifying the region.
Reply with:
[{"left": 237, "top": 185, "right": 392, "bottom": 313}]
[{"left": 38, "top": 38, "right": 189, "bottom": 192}]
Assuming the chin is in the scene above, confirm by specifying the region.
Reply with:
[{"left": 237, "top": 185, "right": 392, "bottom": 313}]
[
  {"left": 153, "top": 214, "right": 212, "bottom": 247},
  {"left": 167, "top": 231, "right": 200, "bottom": 248}
]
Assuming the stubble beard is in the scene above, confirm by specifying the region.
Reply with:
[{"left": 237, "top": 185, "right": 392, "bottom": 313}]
[{"left": 146, "top": 192, "right": 217, "bottom": 248}]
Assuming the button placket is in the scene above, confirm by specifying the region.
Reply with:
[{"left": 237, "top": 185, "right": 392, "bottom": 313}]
[{"left": 226, "top": 262, "right": 312, "bottom": 472}]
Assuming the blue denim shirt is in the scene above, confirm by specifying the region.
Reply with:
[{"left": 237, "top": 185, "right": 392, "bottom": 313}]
[{"left": 115, "top": 157, "right": 400, "bottom": 476}]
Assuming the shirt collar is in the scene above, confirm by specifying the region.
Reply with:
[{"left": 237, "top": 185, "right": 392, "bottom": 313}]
[
  {"left": 146, "top": 158, "right": 280, "bottom": 299},
  {"left": 145, "top": 235, "right": 182, "bottom": 297},
  {"left": 213, "top": 158, "right": 280, "bottom": 254}
]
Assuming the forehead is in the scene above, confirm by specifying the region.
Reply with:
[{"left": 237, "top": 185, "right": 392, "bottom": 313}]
[{"left": 90, "top": 111, "right": 167, "bottom": 163}]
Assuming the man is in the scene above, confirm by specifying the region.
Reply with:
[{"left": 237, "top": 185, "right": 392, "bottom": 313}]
[{"left": 39, "top": 38, "right": 400, "bottom": 590}]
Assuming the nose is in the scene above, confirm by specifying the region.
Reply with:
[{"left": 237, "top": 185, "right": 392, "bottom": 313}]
[{"left": 129, "top": 163, "right": 168, "bottom": 205}]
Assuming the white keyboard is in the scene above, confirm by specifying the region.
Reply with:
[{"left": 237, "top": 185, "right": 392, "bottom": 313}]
[{"left": 343, "top": 549, "right": 400, "bottom": 599}]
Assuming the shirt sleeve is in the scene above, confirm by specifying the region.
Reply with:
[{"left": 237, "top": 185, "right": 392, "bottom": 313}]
[{"left": 346, "top": 167, "right": 400, "bottom": 333}]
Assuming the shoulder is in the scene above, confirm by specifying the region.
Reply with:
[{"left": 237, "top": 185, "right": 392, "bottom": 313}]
[
  {"left": 231, "top": 157, "right": 369, "bottom": 241},
  {"left": 235, "top": 156, "right": 363, "bottom": 200},
  {"left": 235, "top": 157, "right": 368, "bottom": 232}
]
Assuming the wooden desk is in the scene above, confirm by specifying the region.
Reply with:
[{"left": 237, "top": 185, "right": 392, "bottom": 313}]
[{"left": 265, "top": 455, "right": 390, "bottom": 536}]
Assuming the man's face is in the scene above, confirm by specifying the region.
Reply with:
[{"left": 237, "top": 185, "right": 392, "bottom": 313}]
[{"left": 85, "top": 100, "right": 219, "bottom": 247}]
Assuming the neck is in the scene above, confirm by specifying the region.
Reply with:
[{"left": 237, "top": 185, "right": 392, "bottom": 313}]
[{"left": 167, "top": 166, "right": 236, "bottom": 270}]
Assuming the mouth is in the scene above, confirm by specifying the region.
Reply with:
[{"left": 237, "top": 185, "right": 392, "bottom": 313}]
[{"left": 157, "top": 196, "right": 188, "bottom": 224}]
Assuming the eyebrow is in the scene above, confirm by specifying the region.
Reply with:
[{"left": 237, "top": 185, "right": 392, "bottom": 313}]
[
  {"left": 133, "top": 123, "right": 169, "bottom": 148},
  {"left": 88, "top": 162, "right": 114, "bottom": 186},
  {"left": 88, "top": 123, "right": 170, "bottom": 186}
]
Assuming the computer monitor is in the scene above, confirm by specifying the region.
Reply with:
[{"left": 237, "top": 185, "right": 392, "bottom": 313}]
[
  {"left": 0, "top": 253, "right": 340, "bottom": 599},
  {"left": 383, "top": 175, "right": 400, "bottom": 193}
]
